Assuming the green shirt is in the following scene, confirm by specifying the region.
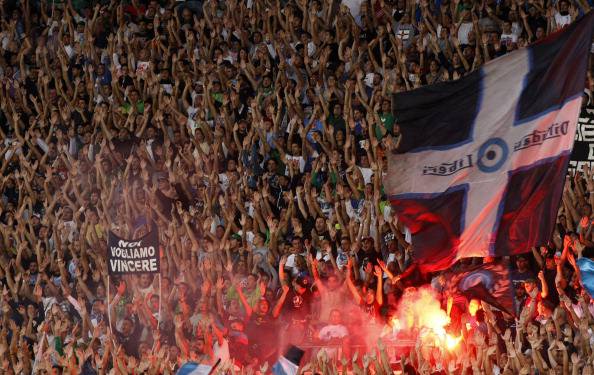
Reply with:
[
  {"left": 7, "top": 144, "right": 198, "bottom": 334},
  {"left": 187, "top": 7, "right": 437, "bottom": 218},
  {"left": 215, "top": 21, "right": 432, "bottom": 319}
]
[
  {"left": 122, "top": 101, "right": 145, "bottom": 115},
  {"left": 270, "top": 148, "right": 286, "bottom": 175},
  {"left": 226, "top": 286, "right": 263, "bottom": 309},
  {"left": 375, "top": 112, "right": 395, "bottom": 140},
  {"left": 327, "top": 115, "right": 346, "bottom": 134},
  {"left": 211, "top": 92, "right": 223, "bottom": 103}
]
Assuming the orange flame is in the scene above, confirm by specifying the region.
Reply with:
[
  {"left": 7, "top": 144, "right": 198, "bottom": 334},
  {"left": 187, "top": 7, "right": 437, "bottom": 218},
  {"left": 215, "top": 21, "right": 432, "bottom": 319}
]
[
  {"left": 390, "top": 317, "right": 402, "bottom": 334},
  {"left": 445, "top": 334, "right": 462, "bottom": 350},
  {"left": 394, "top": 287, "right": 461, "bottom": 351}
]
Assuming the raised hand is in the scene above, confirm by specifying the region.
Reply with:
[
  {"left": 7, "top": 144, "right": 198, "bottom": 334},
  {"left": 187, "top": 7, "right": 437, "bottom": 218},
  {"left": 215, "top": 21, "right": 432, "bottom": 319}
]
[
  {"left": 571, "top": 353, "right": 581, "bottom": 365},
  {"left": 373, "top": 265, "right": 382, "bottom": 278},
  {"left": 117, "top": 281, "right": 126, "bottom": 296}
]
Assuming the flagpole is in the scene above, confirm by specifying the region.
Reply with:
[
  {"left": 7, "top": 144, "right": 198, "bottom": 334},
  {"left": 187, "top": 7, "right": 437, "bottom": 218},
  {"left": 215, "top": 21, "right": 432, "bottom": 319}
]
[
  {"left": 157, "top": 273, "right": 162, "bottom": 330},
  {"left": 107, "top": 275, "right": 116, "bottom": 347},
  {"left": 207, "top": 358, "right": 222, "bottom": 375},
  {"left": 107, "top": 274, "right": 110, "bottom": 327}
]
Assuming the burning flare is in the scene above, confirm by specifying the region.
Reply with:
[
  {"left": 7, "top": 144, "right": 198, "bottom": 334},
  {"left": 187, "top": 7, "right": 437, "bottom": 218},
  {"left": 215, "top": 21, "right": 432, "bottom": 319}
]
[
  {"left": 393, "top": 287, "right": 462, "bottom": 351},
  {"left": 445, "top": 334, "right": 462, "bottom": 350}
]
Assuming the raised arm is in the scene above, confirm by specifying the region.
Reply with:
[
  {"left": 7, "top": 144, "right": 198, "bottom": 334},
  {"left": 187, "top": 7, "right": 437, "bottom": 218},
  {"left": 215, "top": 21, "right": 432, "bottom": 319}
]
[
  {"left": 345, "top": 258, "right": 362, "bottom": 305},
  {"left": 374, "top": 265, "right": 383, "bottom": 306}
]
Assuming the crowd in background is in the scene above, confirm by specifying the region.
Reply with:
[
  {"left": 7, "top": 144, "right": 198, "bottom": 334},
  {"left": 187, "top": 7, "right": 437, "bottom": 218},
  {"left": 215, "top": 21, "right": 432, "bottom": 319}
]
[{"left": 0, "top": 0, "right": 594, "bottom": 373}]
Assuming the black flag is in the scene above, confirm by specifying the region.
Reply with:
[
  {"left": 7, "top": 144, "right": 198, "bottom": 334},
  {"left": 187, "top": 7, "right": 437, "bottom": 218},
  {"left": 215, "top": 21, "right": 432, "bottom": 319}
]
[{"left": 107, "top": 228, "right": 160, "bottom": 275}]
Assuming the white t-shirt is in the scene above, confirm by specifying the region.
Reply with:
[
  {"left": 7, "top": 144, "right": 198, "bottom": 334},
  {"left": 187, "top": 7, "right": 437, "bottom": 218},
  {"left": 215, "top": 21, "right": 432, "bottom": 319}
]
[
  {"left": 500, "top": 33, "right": 517, "bottom": 47},
  {"left": 285, "top": 253, "right": 307, "bottom": 276},
  {"left": 64, "top": 44, "right": 75, "bottom": 59},
  {"left": 571, "top": 302, "right": 594, "bottom": 320},
  {"left": 345, "top": 199, "right": 364, "bottom": 222},
  {"left": 237, "top": 230, "right": 254, "bottom": 244},
  {"left": 136, "top": 61, "right": 150, "bottom": 77},
  {"left": 319, "top": 324, "right": 348, "bottom": 340},
  {"left": 94, "top": 93, "right": 114, "bottom": 105},
  {"left": 187, "top": 105, "right": 199, "bottom": 120},
  {"left": 458, "top": 22, "right": 473, "bottom": 45},
  {"left": 342, "top": 0, "right": 365, "bottom": 18},
  {"left": 111, "top": 53, "right": 123, "bottom": 76},
  {"left": 393, "top": 214, "right": 412, "bottom": 243},
  {"left": 161, "top": 83, "right": 173, "bottom": 94},
  {"left": 285, "top": 155, "right": 305, "bottom": 174},
  {"left": 62, "top": 220, "right": 78, "bottom": 243},
  {"left": 358, "top": 166, "right": 373, "bottom": 184},
  {"left": 396, "top": 26, "right": 413, "bottom": 44},
  {"left": 511, "top": 21, "right": 523, "bottom": 37},
  {"left": 555, "top": 12, "right": 571, "bottom": 28},
  {"left": 42, "top": 297, "right": 58, "bottom": 315},
  {"left": 74, "top": 31, "right": 84, "bottom": 44},
  {"left": 218, "top": 173, "right": 230, "bottom": 191}
]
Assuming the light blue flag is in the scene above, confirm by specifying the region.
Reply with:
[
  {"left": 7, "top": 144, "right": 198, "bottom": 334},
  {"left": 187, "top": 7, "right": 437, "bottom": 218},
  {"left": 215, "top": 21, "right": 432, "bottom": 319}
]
[
  {"left": 272, "top": 345, "right": 304, "bottom": 375},
  {"left": 176, "top": 362, "right": 212, "bottom": 375},
  {"left": 577, "top": 257, "right": 594, "bottom": 298},
  {"left": 271, "top": 356, "right": 299, "bottom": 375}
]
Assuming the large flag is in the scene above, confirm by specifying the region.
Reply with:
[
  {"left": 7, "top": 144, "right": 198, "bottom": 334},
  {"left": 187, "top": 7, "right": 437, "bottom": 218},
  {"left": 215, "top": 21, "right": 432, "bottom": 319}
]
[
  {"left": 387, "top": 13, "right": 594, "bottom": 273},
  {"left": 446, "top": 261, "right": 516, "bottom": 317}
]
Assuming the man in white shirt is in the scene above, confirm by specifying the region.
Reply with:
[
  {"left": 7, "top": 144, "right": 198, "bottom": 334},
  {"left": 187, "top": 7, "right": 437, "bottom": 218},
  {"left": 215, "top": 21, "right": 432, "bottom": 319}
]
[
  {"left": 500, "top": 21, "right": 518, "bottom": 48},
  {"left": 457, "top": 11, "right": 474, "bottom": 45},
  {"left": 555, "top": 0, "right": 572, "bottom": 29},
  {"left": 318, "top": 309, "right": 350, "bottom": 359}
]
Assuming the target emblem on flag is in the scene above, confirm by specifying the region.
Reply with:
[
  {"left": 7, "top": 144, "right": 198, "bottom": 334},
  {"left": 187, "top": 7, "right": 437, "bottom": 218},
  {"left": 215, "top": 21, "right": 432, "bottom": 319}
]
[
  {"left": 477, "top": 138, "right": 509, "bottom": 173},
  {"left": 458, "top": 270, "right": 495, "bottom": 291}
]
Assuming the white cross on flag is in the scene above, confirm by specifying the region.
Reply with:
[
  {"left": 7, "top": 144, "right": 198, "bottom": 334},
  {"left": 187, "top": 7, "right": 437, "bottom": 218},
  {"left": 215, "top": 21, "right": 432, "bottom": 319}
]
[{"left": 387, "top": 13, "right": 594, "bottom": 273}]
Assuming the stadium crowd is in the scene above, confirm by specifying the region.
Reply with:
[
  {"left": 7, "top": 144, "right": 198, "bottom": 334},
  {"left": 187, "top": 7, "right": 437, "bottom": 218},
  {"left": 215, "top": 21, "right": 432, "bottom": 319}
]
[{"left": 0, "top": 0, "right": 593, "bottom": 373}]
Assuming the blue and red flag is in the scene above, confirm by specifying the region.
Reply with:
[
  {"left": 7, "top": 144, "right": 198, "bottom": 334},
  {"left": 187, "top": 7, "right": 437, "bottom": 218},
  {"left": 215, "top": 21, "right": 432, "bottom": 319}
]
[
  {"left": 387, "top": 13, "right": 594, "bottom": 273},
  {"left": 446, "top": 261, "right": 516, "bottom": 317}
]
